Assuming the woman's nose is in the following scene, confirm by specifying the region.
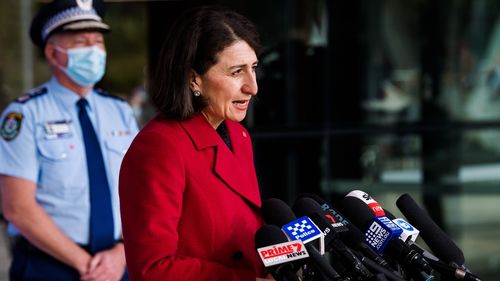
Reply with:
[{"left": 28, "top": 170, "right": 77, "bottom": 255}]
[{"left": 242, "top": 74, "right": 258, "bottom": 96}]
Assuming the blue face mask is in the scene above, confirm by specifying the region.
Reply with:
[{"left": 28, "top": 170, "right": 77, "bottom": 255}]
[{"left": 56, "top": 45, "right": 107, "bottom": 87}]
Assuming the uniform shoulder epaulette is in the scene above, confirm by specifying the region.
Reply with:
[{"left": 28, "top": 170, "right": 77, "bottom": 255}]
[
  {"left": 14, "top": 87, "right": 48, "bottom": 104},
  {"left": 94, "top": 88, "right": 126, "bottom": 102}
]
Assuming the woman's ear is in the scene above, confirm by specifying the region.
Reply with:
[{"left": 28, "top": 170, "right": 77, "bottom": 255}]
[{"left": 189, "top": 69, "right": 202, "bottom": 92}]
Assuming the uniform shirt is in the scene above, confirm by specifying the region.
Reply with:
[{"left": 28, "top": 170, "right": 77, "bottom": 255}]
[{"left": 0, "top": 77, "right": 139, "bottom": 245}]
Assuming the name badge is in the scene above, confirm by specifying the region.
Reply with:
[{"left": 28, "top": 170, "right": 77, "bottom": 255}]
[
  {"left": 109, "top": 130, "right": 132, "bottom": 137},
  {"left": 44, "top": 120, "right": 73, "bottom": 139}
]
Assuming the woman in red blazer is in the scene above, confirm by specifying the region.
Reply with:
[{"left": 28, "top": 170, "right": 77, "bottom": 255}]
[{"left": 119, "top": 7, "right": 272, "bottom": 281}]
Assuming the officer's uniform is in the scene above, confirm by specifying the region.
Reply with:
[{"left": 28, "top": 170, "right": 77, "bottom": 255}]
[
  {"left": 0, "top": 77, "right": 138, "bottom": 242},
  {"left": 0, "top": 77, "right": 138, "bottom": 279},
  {"left": 0, "top": 0, "right": 138, "bottom": 279}
]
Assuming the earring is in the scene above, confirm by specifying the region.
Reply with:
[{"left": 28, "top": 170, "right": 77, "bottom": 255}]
[{"left": 193, "top": 90, "right": 201, "bottom": 97}]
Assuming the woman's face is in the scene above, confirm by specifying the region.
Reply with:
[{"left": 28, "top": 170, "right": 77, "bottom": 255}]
[{"left": 193, "top": 40, "right": 258, "bottom": 128}]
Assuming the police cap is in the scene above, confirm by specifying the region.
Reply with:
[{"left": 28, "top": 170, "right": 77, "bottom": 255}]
[{"left": 30, "top": 0, "right": 110, "bottom": 47}]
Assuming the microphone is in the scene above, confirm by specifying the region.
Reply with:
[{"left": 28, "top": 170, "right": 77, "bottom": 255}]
[
  {"left": 293, "top": 197, "right": 375, "bottom": 281},
  {"left": 396, "top": 194, "right": 482, "bottom": 281},
  {"left": 424, "top": 259, "right": 482, "bottom": 281},
  {"left": 384, "top": 209, "right": 482, "bottom": 281},
  {"left": 300, "top": 193, "right": 395, "bottom": 272},
  {"left": 338, "top": 193, "right": 434, "bottom": 276},
  {"left": 382, "top": 209, "right": 420, "bottom": 244},
  {"left": 395, "top": 193, "right": 464, "bottom": 266},
  {"left": 255, "top": 224, "right": 307, "bottom": 281},
  {"left": 261, "top": 198, "right": 345, "bottom": 281}
]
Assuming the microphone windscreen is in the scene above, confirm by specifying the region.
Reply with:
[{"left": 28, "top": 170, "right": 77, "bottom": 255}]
[
  {"left": 255, "top": 224, "right": 289, "bottom": 249},
  {"left": 261, "top": 198, "right": 297, "bottom": 226},
  {"left": 384, "top": 209, "right": 396, "bottom": 220},
  {"left": 298, "top": 193, "right": 328, "bottom": 205},
  {"left": 292, "top": 197, "right": 323, "bottom": 218},
  {"left": 338, "top": 196, "right": 376, "bottom": 228},
  {"left": 396, "top": 193, "right": 465, "bottom": 265},
  {"left": 342, "top": 221, "right": 368, "bottom": 245},
  {"left": 300, "top": 194, "right": 363, "bottom": 240}
]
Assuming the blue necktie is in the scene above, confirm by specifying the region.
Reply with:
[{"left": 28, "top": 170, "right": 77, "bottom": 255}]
[{"left": 77, "top": 98, "right": 114, "bottom": 253}]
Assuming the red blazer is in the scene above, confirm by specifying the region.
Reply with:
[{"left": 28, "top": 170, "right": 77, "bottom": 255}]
[{"left": 119, "top": 113, "right": 265, "bottom": 281}]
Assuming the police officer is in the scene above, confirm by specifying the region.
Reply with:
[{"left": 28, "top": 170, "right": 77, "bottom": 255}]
[{"left": 0, "top": 0, "right": 138, "bottom": 280}]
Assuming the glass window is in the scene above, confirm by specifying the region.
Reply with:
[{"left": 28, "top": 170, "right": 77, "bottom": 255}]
[{"left": 1, "top": 0, "right": 499, "bottom": 279}]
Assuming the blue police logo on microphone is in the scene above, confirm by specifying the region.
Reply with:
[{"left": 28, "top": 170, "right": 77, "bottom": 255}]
[{"left": 282, "top": 216, "right": 322, "bottom": 244}]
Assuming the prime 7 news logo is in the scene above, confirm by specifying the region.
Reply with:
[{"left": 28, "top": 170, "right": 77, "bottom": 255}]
[{"left": 257, "top": 240, "right": 309, "bottom": 266}]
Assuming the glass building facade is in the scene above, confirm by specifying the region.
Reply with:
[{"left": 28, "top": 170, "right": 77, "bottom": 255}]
[{"left": 1, "top": 0, "right": 499, "bottom": 279}]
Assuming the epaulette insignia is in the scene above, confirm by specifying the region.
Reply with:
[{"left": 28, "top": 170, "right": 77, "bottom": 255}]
[
  {"left": 14, "top": 87, "right": 48, "bottom": 103},
  {"left": 1, "top": 112, "right": 23, "bottom": 141},
  {"left": 94, "top": 88, "right": 125, "bottom": 102}
]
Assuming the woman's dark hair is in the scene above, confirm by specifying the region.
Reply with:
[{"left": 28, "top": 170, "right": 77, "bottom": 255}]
[{"left": 151, "top": 6, "right": 261, "bottom": 120}]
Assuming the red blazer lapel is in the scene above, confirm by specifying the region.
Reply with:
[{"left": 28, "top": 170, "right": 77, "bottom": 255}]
[{"left": 181, "top": 114, "right": 261, "bottom": 208}]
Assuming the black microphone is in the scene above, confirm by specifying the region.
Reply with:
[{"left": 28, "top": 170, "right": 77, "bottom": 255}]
[
  {"left": 300, "top": 193, "right": 395, "bottom": 272},
  {"left": 396, "top": 194, "right": 482, "bottom": 281},
  {"left": 293, "top": 197, "right": 375, "bottom": 281},
  {"left": 296, "top": 196, "right": 407, "bottom": 281},
  {"left": 255, "top": 224, "right": 304, "bottom": 281},
  {"left": 409, "top": 241, "right": 481, "bottom": 281},
  {"left": 383, "top": 209, "right": 481, "bottom": 281},
  {"left": 338, "top": 195, "right": 434, "bottom": 277},
  {"left": 395, "top": 193, "right": 464, "bottom": 266},
  {"left": 262, "top": 198, "right": 345, "bottom": 281}
]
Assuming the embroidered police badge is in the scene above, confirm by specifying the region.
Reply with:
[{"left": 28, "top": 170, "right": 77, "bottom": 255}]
[{"left": 1, "top": 112, "right": 24, "bottom": 141}]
